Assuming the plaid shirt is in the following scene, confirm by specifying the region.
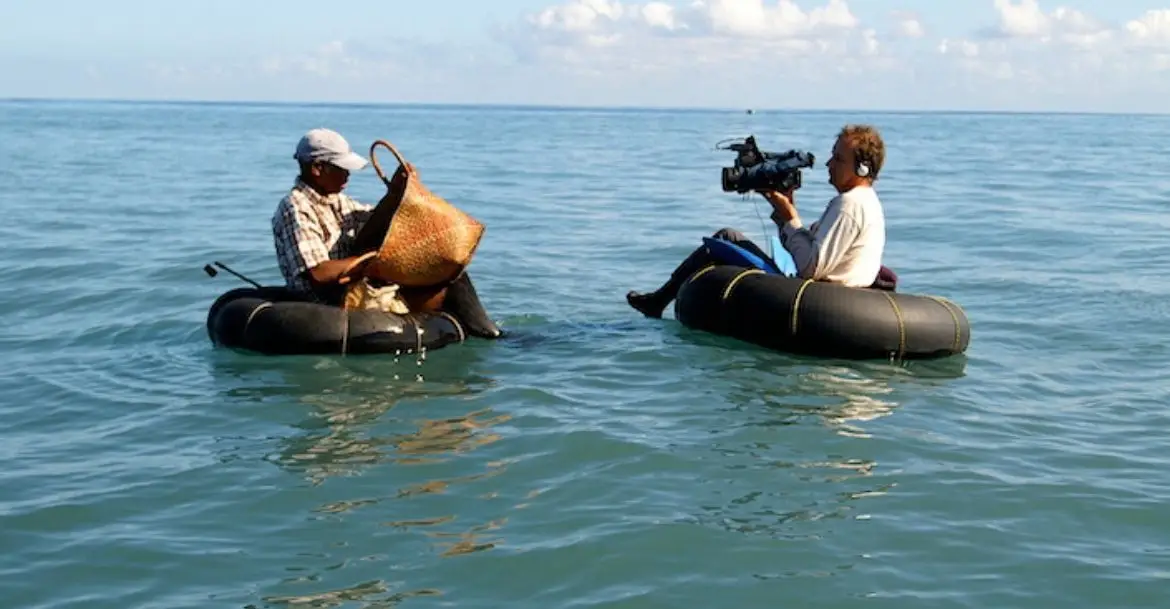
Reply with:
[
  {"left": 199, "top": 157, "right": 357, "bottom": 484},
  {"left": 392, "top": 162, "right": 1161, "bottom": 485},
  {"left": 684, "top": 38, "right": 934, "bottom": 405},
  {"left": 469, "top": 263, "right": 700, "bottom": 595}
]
[{"left": 272, "top": 178, "right": 374, "bottom": 296}]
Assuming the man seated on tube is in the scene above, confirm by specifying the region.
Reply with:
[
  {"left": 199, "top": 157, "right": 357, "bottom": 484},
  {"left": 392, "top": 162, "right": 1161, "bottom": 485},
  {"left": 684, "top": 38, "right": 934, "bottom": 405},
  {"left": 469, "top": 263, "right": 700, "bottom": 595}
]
[
  {"left": 626, "top": 124, "right": 896, "bottom": 319},
  {"left": 271, "top": 128, "right": 502, "bottom": 338}
]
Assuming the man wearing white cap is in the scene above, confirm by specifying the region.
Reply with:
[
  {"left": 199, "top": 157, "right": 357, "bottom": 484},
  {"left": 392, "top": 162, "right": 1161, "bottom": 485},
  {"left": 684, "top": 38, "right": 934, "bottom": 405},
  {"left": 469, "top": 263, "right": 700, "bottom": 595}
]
[
  {"left": 272, "top": 128, "right": 503, "bottom": 338},
  {"left": 272, "top": 128, "right": 384, "bottom": 304}
]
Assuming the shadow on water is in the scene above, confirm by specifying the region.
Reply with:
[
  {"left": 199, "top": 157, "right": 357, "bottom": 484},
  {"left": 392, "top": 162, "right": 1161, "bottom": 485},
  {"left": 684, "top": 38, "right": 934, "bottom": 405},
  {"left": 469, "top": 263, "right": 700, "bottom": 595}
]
[
  {"left": 206, "top": 347, "right": 513, "bottom": 608},
  {"left": 656, "top": 324, "right": 969, "bottom": 569},
  {"left": 671, "top": 322, "right": 970, "bottom": 379},
  {"left": 662, "top": 319, "right": 968, "bottom": 431},
  {"left": 488, "top": 315, "right": 968, "bottom": 448}
]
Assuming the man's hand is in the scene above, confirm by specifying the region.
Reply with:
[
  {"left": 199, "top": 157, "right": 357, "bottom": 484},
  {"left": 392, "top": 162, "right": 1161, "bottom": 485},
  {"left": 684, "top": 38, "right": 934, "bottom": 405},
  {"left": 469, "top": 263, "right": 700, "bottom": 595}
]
[
  {"left": 758, "top": 188, "right": 798, "bottom": 225},
  {"left": 336, "top": 252, "right": 378, "bottom": 286},
  {"left": 392, "top": 162, "right": 417, "bottom": 180},
  {"left": 307, "top": 252, "right": 377, "bottom": 287},
  {"left": 758, "top": 188, "right": 795, "bottom": 207}
]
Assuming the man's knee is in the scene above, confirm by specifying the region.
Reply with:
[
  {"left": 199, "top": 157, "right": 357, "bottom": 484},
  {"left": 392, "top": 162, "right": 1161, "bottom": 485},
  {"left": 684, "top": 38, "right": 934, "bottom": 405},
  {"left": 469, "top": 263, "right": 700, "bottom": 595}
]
[{"left": 712, "top": 227, "right": 746, "bottom": 241}]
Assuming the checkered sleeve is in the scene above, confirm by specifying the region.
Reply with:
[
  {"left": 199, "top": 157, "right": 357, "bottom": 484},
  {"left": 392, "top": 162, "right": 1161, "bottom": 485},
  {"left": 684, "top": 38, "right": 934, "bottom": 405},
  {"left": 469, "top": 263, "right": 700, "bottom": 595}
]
[{"left": 273, "top": 198, "right": 331, "bottom": 278}]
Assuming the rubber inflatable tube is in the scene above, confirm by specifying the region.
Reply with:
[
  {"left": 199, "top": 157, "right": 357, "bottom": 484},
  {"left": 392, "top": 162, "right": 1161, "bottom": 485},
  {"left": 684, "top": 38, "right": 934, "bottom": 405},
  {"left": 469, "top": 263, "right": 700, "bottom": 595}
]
[
  {"left": 206, "top": 287, "right": 466, "bottom": 355},
  {"left": 674, "top": 265, "right": 970, "bottom": 360}
]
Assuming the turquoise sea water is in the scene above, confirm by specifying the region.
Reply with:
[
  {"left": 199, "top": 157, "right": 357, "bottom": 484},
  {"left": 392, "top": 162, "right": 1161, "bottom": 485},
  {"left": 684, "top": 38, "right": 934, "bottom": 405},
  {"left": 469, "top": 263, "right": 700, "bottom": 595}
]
[{"left": 2, "top": 99, "right": 1169, "bottom": 608}]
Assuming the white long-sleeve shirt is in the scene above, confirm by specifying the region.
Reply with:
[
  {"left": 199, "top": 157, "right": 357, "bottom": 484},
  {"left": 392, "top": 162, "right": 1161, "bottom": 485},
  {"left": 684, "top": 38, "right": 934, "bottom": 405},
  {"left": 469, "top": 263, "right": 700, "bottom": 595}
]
[{"left": 778, "top": 185, "right": 886, "bottom": 288}]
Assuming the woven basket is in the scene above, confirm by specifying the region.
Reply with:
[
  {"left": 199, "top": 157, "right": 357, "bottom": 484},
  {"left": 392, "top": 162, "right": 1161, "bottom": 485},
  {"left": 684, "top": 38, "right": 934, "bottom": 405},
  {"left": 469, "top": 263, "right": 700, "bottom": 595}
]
[{"left": 350, "top": 139, "right": 485, "bottom": 288}]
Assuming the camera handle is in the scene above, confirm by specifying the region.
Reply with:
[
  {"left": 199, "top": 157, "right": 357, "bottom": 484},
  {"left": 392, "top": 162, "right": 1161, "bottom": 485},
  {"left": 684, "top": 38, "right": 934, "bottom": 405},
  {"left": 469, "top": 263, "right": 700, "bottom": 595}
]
[{"left": 714, "top": 135, "right": 763, "bottom": 167}]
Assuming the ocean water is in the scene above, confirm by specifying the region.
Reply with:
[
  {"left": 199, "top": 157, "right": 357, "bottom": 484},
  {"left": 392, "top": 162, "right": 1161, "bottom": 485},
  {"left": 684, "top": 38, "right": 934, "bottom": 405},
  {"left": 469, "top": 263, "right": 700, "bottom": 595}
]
[{"left": 2, "top": 99, "right": 1169, "bottom": 608}]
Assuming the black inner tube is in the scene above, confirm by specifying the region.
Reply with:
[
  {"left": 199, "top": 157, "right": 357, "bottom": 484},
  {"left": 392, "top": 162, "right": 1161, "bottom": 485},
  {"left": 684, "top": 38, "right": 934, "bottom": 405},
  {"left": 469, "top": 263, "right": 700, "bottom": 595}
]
[
  {"left": 674, "top": 265, "right": 970, "bottom": 360},
  {"left": 206, "top": 287, "right": 466, "bottom": 356}
]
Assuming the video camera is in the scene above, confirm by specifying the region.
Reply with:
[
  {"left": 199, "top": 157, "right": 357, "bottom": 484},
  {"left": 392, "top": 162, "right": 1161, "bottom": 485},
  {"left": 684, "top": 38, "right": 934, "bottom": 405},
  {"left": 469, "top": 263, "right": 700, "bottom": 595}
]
[{"left": 717, "top": 135, "right": 816, "bottom": 194}]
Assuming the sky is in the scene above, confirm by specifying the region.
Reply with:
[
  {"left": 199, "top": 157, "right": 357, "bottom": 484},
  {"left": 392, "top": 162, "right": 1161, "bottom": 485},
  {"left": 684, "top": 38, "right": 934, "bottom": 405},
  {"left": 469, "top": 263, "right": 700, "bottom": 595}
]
[{"left": 2, "top": 0, "right": 1169, "bottom": 112}]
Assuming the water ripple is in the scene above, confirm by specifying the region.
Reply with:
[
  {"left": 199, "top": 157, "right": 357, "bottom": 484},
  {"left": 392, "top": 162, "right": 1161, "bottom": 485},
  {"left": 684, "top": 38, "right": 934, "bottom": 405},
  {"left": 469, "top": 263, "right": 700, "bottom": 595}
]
[{"left": 3, "top": 102, "right": 1170, "bottom": 609}]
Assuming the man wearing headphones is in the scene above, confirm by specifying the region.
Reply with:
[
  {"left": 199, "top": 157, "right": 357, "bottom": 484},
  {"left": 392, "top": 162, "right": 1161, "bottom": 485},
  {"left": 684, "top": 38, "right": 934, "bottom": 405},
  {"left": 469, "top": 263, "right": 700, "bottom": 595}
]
[
  {"left": 765, "top": 123, "right": 888, "bottom": 288},
  {"left": 626, "top": 124, "right": 892, "bottom": 319}
]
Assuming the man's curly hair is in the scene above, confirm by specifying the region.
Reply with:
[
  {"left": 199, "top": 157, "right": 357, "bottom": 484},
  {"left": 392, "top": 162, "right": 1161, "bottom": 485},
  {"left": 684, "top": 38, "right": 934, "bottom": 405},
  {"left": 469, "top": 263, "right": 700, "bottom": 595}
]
[{"left": 838, "top": 124, "right": 885, "bottom": 180}]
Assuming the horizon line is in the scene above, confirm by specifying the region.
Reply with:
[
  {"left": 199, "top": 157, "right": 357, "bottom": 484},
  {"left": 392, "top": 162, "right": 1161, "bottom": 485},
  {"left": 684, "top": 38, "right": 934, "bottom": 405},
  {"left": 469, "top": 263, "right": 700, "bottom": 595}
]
[{"left": 2, "top": 95, "right": 1167, "bottom": 118}]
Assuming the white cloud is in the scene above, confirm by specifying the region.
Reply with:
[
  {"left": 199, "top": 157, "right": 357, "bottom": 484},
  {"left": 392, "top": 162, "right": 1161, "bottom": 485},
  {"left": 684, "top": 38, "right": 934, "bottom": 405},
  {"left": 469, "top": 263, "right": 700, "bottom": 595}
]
[
  {"left": 908, "top": 1, "right": 1169, "bottom": 112},
  {"left": 512, "top": 0, "right": 862, "bottom": 51},
  {"left": 992, "top": 0, "right": 1049, "bottom": 38},
  {"left": 980, "top": 1, "right": 1170, "bottom": 58},
  {"left": 501, "top": 0, "right": 1170, "bottom": 111},
  {"left": 502, "top": 0, "right": 873, "bottom": 75},
  {"left": 52, "top": 0, "right": 1170, "bottom": 113},
  {"left": 1125, "top": 9, "right": 1170, "bottom": 47},
  {"left": 641, "top": 2, "right": 684, "bottom": 31},
  {"left": 530, "top": 0, "right": 624, "bottom": 32},
  {"left": 893, "top": 11, "right": 925, "bottom": 39},
  {"left": 941, "top": 1, "right": 1170, "bottom": 81},
  {"left": 861, "top": 28, "right": 879, "bottom": 55},
  {"left": 700, "top": 0, "right": 858, "bottom": 37},
  {"left": 504, "top": 0, "right": 1170, "bottom": 85},
  {"left": 166, "top": 40, "right": 404, "bottom": 82},
  {"left": 987, "top": 0, "right": 1113, "bottom": 48},
  {"left": 938, "top": 39, "right": 979, "bottom": 58}
]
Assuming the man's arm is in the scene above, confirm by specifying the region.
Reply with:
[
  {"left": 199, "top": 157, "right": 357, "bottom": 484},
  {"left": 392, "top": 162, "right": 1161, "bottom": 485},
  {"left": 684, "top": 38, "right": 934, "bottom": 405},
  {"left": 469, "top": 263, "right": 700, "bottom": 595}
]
[
  {"left": 780, "top": 206, "right": 862, "bottom": 280},
  {"left": 343, "top": 164, "right": 412, "bottom": 238},
  {"left": 763, "top": 191, "right": 860, "bottom": 280},
  {"left": 274, "top": 202, "right": 372, "bottom": 288},
  {"left": 307, "top": 255, "right": 374, "bottom": 286}
]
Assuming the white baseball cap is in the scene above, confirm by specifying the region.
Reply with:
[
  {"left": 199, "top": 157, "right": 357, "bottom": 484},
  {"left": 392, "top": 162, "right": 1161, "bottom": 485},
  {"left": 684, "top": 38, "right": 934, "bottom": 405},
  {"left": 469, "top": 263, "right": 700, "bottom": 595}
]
[{"left": 293, "top": 128, "right": 368, "bottom": 172}]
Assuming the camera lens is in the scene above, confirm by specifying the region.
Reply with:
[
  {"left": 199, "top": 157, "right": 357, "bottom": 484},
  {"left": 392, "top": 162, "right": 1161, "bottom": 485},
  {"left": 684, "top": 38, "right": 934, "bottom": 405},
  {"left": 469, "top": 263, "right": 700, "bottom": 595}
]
[{"left": 721, "top": 167, "right": 741, "bottom": 192}]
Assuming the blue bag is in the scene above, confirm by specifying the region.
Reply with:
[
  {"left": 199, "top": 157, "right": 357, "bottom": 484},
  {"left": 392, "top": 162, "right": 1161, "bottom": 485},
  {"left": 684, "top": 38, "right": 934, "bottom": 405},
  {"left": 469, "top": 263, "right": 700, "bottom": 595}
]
[{"left": 702, "top": 236, "right": 797, "bottom": 276}]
